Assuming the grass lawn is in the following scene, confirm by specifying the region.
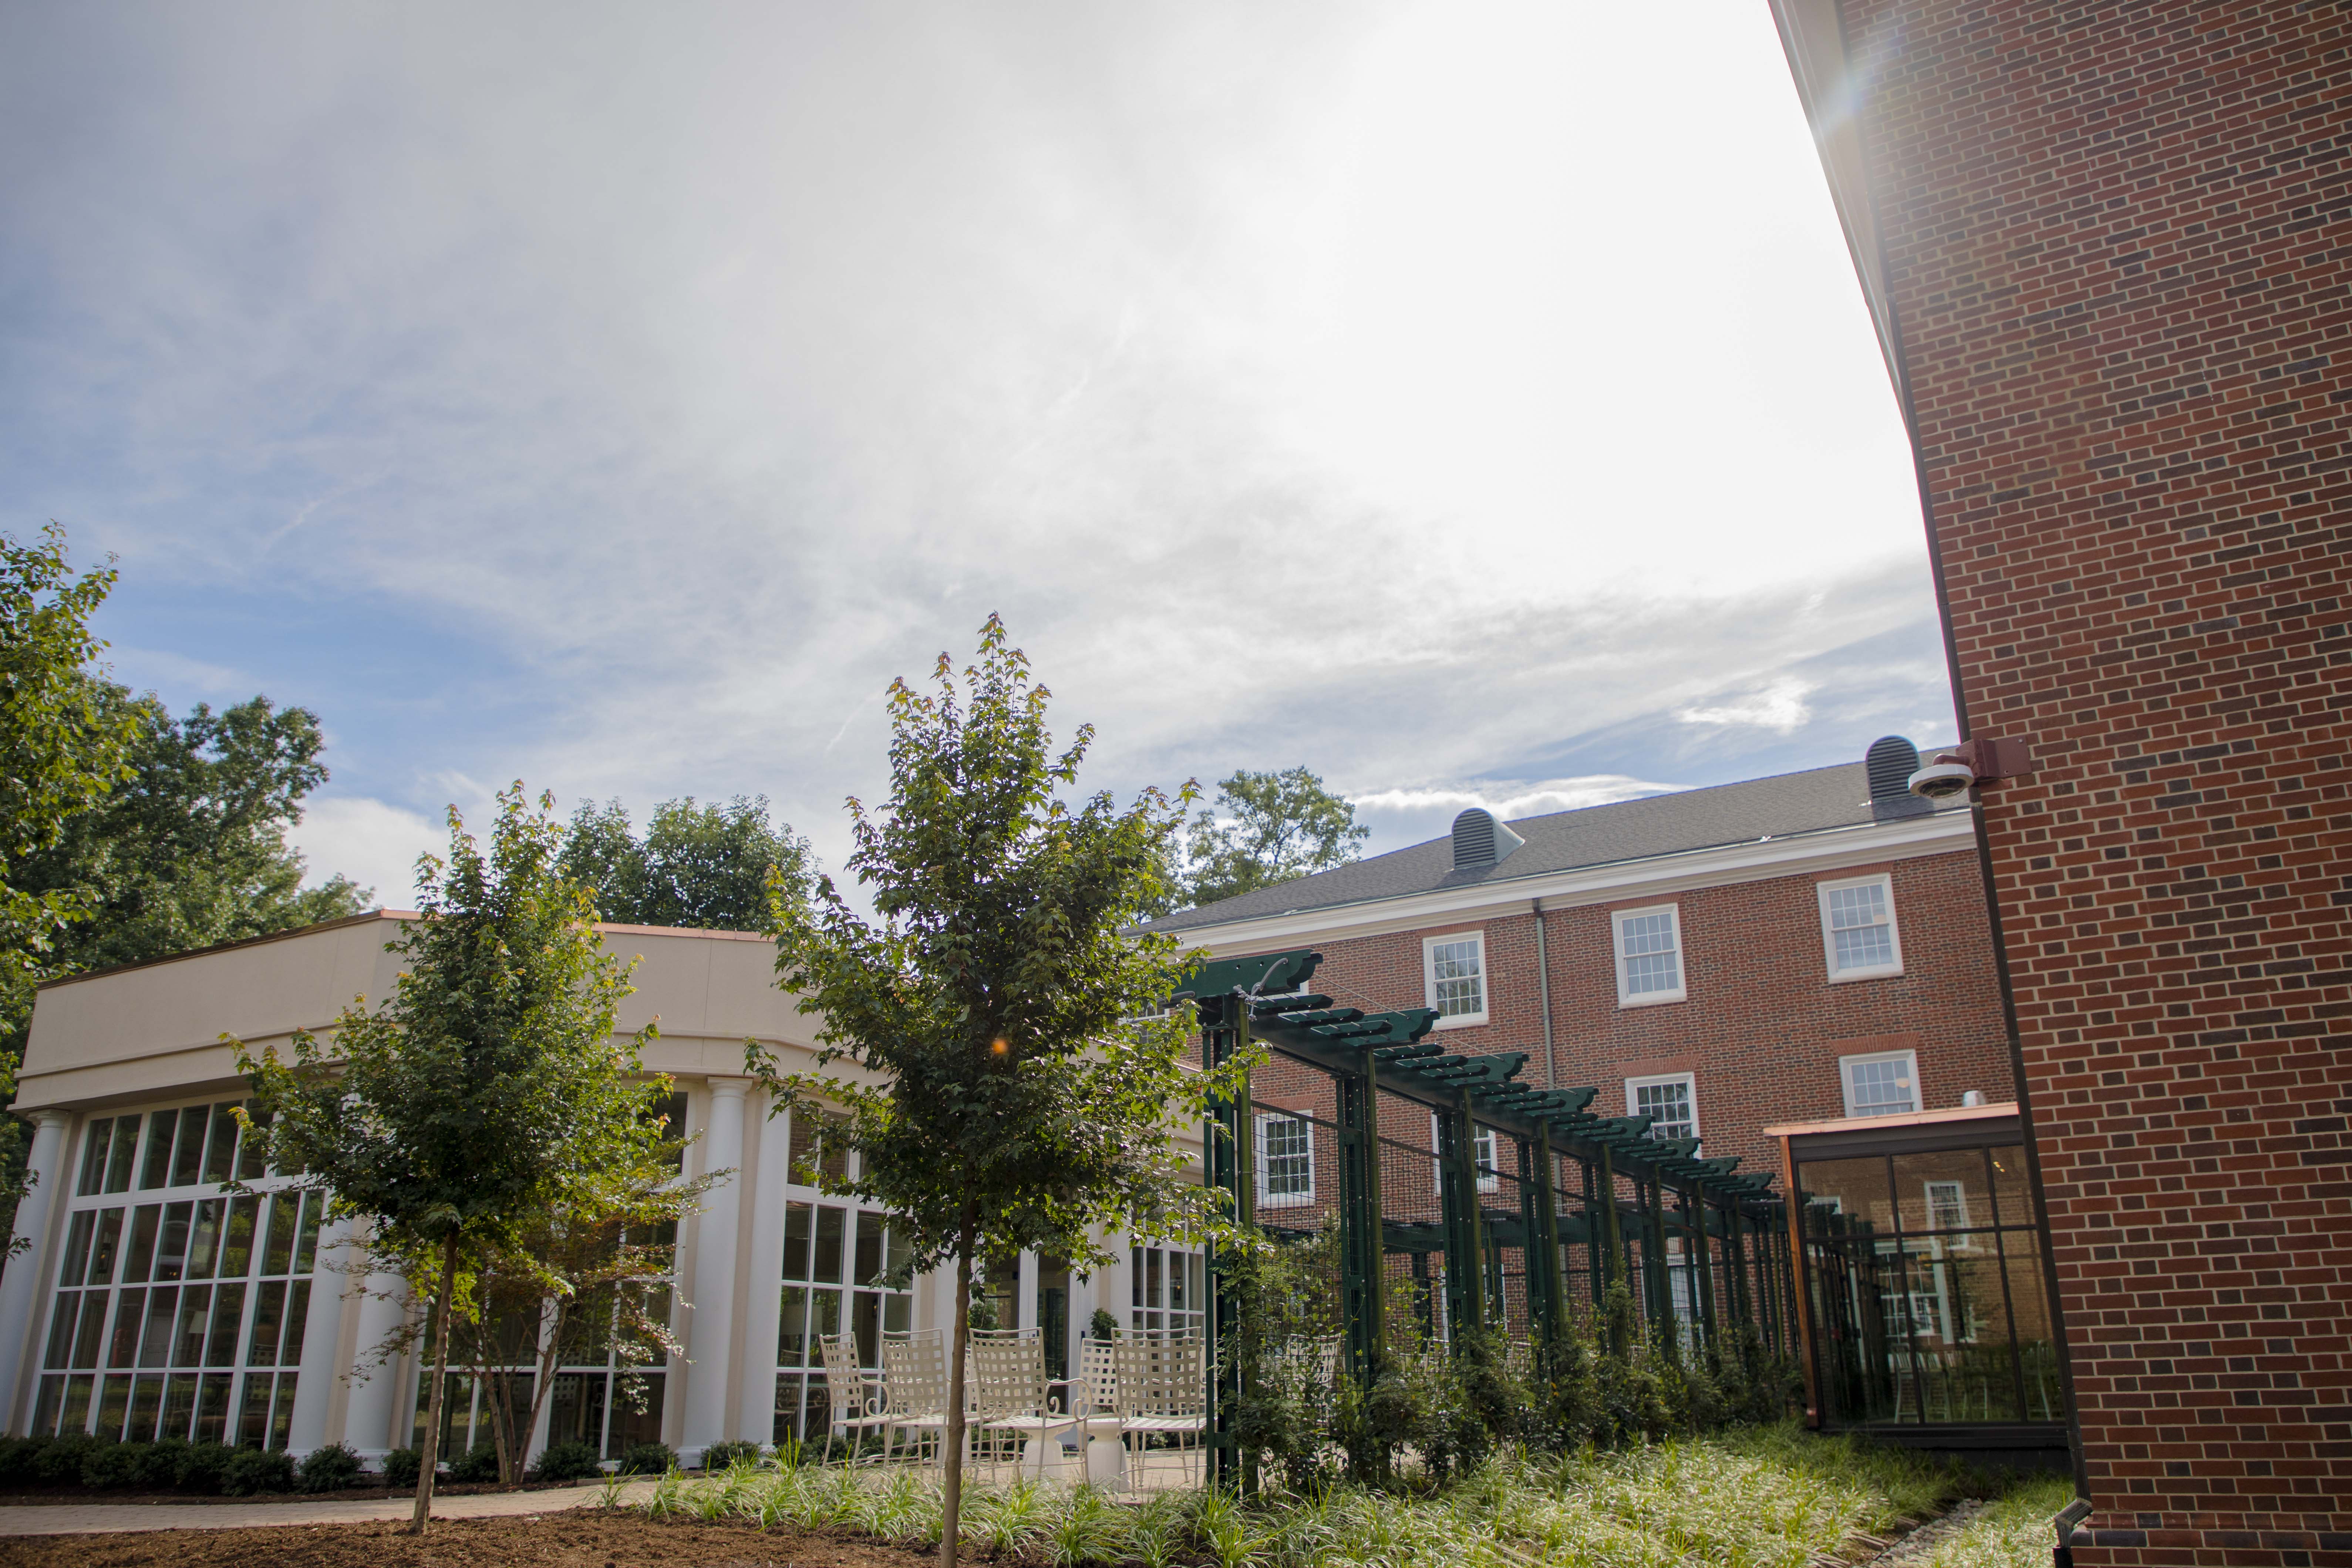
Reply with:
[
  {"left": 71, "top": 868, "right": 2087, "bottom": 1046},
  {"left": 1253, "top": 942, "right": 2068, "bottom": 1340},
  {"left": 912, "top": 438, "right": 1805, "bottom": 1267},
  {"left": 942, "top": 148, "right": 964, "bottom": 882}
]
[{"left": 0, "top": 1425, "right": 2074, "bottom": 1568}]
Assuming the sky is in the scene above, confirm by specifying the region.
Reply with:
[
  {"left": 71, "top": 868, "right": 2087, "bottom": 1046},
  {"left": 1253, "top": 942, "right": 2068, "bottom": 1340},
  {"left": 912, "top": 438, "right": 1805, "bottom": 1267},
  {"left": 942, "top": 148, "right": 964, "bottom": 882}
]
[{"left": 0, "top": 1, "right": 1951, "bottom": 907}]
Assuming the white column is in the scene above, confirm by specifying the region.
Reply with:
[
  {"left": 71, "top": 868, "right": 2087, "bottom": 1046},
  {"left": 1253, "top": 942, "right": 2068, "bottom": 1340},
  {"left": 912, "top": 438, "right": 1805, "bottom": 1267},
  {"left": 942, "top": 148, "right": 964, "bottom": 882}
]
[
  {"left": 680, "top": 1077, "right": 747, "bottom": 1462},
  {"left": 734, "top": 1092, "right": 790, "bottom": 1446},
  {"left": 340, "top": 1239, "right": 413, "bottom": 1465},
  {"left": 0, "top": 1110, "right": 72, "bottom": 1430},
  {"left": 1016, "top": 1251, "right": 1038, "bottom": 1332},
  {"left": 284, "top": 1214, "right": 354, "bottom": 1455}
]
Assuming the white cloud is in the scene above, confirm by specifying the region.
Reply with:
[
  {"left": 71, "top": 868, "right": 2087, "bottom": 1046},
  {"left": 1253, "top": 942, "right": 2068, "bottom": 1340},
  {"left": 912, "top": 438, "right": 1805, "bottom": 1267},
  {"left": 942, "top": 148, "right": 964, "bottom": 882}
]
[
  {"left": 286, "top": 797, "right": 446, "bottom": 908},
  {"left": 1677, "top": 678, "right": 1818, "bottom": 735}
]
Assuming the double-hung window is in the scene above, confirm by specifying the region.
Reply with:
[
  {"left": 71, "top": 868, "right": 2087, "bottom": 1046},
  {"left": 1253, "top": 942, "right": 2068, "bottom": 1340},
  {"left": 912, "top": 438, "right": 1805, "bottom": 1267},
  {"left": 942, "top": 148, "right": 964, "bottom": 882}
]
[
  {"left": 1429, "top": 1115, "right": 1500, "bottom": 1194},
  {"left": 1626, "top": 1073, "right": 1698, "bottom": 1148},
  {"left": 1256, "top": 1115, "right": 1315, "bottom": 1207},
  {"left": 1611, "top": 905, "right": 1685, "bottom": 1005},
  {"left": 1423, "top": 933, "right": 1487, "bottom": 1027},
  {"left": 1841, "top": 1049, "right": 1921, "bottom": 1117},
  {"left": 1818, "top": 874, "right": 1904, "bottom": 981}
]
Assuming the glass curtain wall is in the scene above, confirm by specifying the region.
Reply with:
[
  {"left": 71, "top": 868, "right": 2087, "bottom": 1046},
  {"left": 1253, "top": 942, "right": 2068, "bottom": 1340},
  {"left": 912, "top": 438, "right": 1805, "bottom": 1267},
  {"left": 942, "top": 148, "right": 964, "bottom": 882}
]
[
  {"left": 1798, "top": 1143, "right": 2063, "bottom": 1424},
  {"left": 34, "top": 1101, "right": 322, "bottom": 1449}
]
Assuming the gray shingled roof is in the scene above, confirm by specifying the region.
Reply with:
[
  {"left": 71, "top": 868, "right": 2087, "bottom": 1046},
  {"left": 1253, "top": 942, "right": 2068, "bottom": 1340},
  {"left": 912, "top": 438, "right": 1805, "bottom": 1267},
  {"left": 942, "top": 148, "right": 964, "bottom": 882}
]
[{"left": 1148, "top": 755, "right": 1964, "bottom": 933}]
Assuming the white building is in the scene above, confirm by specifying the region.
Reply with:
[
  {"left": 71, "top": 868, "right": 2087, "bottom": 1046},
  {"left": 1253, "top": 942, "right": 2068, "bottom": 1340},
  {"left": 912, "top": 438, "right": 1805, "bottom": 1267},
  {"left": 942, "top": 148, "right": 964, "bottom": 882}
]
[{"left": 0, "top": 911, "right": 1205, "bottom": 1466}]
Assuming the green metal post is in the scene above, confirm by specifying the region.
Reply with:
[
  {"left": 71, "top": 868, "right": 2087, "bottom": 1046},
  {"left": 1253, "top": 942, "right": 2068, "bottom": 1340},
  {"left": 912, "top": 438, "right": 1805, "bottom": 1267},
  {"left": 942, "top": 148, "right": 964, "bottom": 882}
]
[
  {"left": 1203, "top": 998, "right": 1253, "bottom": 1487},
  {"left": 1645, "top": 1176, "right": 1669, "bottom": 1335},
  {"left": 1529, "top": 1129, "right": 1565, "bottom": 1346},
  {"left": 1335, "top": 1042, "right": 1384, "bottom": 1381},
  {"left": 1598, "top": 1146, "right": 1626, "bottom": 1350},
  {"left": 1438, "top": 1095, "right": 1486, "bottom": 1343},
  {"left": 1689, "top": 1184, "right": 1718, "bottom": 1353}
]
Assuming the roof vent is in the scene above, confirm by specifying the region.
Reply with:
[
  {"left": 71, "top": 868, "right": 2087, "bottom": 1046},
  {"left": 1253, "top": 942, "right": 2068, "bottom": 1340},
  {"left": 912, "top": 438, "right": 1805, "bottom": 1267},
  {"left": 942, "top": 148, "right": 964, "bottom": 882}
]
[
  {"left": 1865, "top": 736, "right": 1922, "bottom": 800},
  {"left": 1451, "top": 808, "right": 1524, "bottom": 872}
]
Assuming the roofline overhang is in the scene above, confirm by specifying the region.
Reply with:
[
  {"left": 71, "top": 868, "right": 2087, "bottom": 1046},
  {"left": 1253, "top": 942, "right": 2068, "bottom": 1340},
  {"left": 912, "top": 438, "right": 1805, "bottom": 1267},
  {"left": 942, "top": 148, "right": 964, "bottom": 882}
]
[
  {"left": 1765, "top": 0, "right": 1900, "bottom": 399},
  {"left": 1165, "top": 805, "right": 1973, "bottom": 952}
]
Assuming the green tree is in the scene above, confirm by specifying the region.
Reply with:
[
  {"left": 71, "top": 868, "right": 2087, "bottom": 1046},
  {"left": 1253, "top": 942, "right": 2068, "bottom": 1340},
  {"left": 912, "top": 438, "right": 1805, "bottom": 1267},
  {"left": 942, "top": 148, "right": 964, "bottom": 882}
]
[
  {"left": 15, "top": 686, "right": 371, "bottom": 977},
  {"left": 560, "top": 794, "right": 811, "bottom": 930},
  {"left": 1179, "top": 766, "right": 1369, "bottom": 908},
  {"left": 745, "top": 616, "right": 1240, "bottom": 1568},
  {"left": 235, "top": 785, "right": 664, "bottom": 1531},
  {"left": 0, "top": 525, "right": 135, "bottom": 1251}
]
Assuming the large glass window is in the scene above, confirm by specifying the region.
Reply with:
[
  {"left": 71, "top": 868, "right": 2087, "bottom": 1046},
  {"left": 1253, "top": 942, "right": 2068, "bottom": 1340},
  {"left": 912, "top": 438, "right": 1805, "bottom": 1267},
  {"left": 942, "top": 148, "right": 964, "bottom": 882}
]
[
  {"left": 773, "top": 1199, "right": 914, "bottom": 1444},
  {"left": 35, "top": 1101, "right": 320, "bottom": 1449},
  {"left": 1129, "top": 1245, "right": 1205, "bottom": 1338}
]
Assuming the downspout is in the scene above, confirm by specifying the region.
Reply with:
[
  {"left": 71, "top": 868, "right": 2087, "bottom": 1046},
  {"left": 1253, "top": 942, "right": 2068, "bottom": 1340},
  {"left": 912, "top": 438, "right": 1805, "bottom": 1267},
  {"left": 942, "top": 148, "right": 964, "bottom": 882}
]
[{"left": 1532, "top": 899, "right": 1555, "bottom": 1090}]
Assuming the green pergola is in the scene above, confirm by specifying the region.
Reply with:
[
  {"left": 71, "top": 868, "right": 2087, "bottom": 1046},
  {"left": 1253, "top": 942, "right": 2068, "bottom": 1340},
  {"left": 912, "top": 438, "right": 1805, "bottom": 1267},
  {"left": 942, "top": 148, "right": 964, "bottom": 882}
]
[{"left": 1178, "top": 948, "right": 1795, "bottom": 1472}]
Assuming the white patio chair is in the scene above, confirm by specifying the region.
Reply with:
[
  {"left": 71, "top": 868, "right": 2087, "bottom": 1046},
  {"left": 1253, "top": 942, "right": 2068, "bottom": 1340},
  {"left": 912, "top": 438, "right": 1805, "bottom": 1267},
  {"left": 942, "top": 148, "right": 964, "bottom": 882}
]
[
  {"left": 1073, "top": 1338, "right": 1129, "bottom": 1487},
  {"left": 1116, "top": 1333, "right": 1206, "bottom": 1490},
  {"left": 815, "top": 1331, "right": 893, "bottom": 1458},
  {"left": 878, "top": 1328, "right": 952, "bottom": 1464},
  {"left": 968, "top": 1330, "right": 1079, "bottom": 1480}
]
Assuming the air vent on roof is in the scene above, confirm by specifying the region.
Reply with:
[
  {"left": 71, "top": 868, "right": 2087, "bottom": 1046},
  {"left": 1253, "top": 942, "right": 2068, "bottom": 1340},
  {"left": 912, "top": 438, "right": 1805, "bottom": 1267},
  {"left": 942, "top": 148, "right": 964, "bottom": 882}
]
[
  {"left": 1865, "top": 736, "right": 1922, "bottom": 800},
  {"left": 1451, "top": 808, "right": 1525, "bottom": 872}
]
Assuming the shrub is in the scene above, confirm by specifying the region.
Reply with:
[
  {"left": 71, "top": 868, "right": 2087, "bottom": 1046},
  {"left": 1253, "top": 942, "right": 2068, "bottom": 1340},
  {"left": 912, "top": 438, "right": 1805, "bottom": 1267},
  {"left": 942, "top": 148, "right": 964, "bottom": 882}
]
[
  {"left": 1087, "top": 1307, "right": 1119, "bottom": 1342},
  {"left": 379, "top": 1447, "right": 423, "bottom": 1488},
  {"left": 220, "top": 1446, "right": 297, "bottom": 1496},
  {"left": 445, "top": 1443, "right": 501, "bottom": 1484},
  {"left": 530, "top": 1439, "right": 602, "bottom": 1483},
  {"left": 79, "top": 1440, "right": 144, "bottom": 1490},
  {"left": 133, "top": 1439, "right": 188, "bottom": 1489},
  {"left": 616, "top": 1440, "right": 675, "bottom": 1476},
  {"left": 34, "top": 1433, "right": 100, "bottom": 1485},
  {"left": 172, "top": 1442, "right": 234, "bottom": 1493},
  {"left": 698, "top": 1439, "right": 761, "bottom": 1471},
  {"left": 0, "top": 1434, "right": 51, "bottom": 1486},
  {"left": 297, "top": 1442, "right": 365, "bottom": 1493}
]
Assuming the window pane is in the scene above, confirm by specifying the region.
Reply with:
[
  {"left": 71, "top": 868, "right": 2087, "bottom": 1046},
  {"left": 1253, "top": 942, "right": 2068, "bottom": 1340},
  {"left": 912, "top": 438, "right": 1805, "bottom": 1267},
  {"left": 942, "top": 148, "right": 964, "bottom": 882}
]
[
  {"left": 1797, "top": 1156, "right": 1894, "bottom": 1237},
  {"left": 138, "top": 1114, "right": 177, "bottom": 1191},
  {"left": 205, "top": 1282, "right": 247, "bottom": 1367},
  {"left": 1632, "top": 1080, "right": 1694, "bottom": 1143},
  {"left": 292, "top": 1193, "right": 323, "bottom": 1275},
  {"left": 173, "top": 1285, "right": 213, "bottom": 1367},
  {"left": 108, "top": 1289, "right": 145, "bottom": 1368},
  {"left": 1896, "top": 1149, "right": 1989, "bottom": 1233},
  {"left": 42, "top": 1292, "right": 78, "bottom": 1370},
  {"left": 96, "top": 1373, "right": 132, "bottom": 1437},
  {"left": 1263, "top": 1116, "right": 1312, "bottom": 1198},
  {"left": 153, "top": 1201, "right": 193, "bottom": 1283},
  {"left": 128, "top": 1374, "right": 165, "bottom": 1439},
  {"left": 549, "top": 1371, "right": 607, "bottom": 1451},
  {"left": 235, "top": 1107, "right": 272, "bottom": 1181},
  {"left": 71, "top": 1292, "right": 107, "bottom": 1369},
  {"left": 139, "top": 1286, "right": 178, "bottom": 1367},
  {"left": 279, "top": 1281, "right": 311, "bottom": 1368},
  {"left": 1826, "top": 883, "right": 1894, "bottom": 970},
  {"left": 1989, "top": 1146, "right": 2033, "bottom": 1228},
  {"left": 202, "top": 1106, "right": 240, "bottom": 1185},
  {"left": 78, "top": 1120, "right": 114, "bottom": 1198},
  {"left": 122, "top": 1205, "right": 161, "bottom": 1285},
  {"left": 262, "top": 1194, "right": 299, "bottom": 1277},
  {"left": 171, "top": 1106, "right": 211, "bottom": 1188},
  {"left": 105, "top": 1119, "right": 140, "bottom": 1193},
  {"left": 606, "top": 1371, "right": 663, "bottom": 1459},
  {"left": 811, "top": 1207, "right": 844, "bottom": 1284},
  {"left": 193, "top": 1372, "right": 232, "bottom": 1444},
  {"left": 853, "top": 1213, "right": 882, "bottom": 1287},
  {"left": 1998, "top": 1230, "right": 2066, "bottom": 1422},
  {"left": 220, "top": 1195, "right": 260, "bottom": 1277},
  {"left": 57, "top": 1211, "right": 94, "bottom": 1289},
  {"left": 160, "top": 1373, "right": 199, "bottom": 1443},
  {"left": 186, "top": 1198, "right": 222, "bottom": 1280},
  {"left": 87, "top": 1210, "right": 125, "bottom": 1287},
  {"left": 777, "top": 1285, "right": 808, "bottom": 1366},
  {"left": 246, "top": 1281, "right": 287, "bottom": 1367}
]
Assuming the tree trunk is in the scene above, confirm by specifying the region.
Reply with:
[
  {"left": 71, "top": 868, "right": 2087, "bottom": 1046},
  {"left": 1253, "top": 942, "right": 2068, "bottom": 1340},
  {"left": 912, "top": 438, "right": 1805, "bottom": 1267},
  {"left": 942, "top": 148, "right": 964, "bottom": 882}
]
[
  {"left": 941, "top": 1206, "right": 975, "bottom": 1568},
  {"left": 519, "top": 1296, "right": 569, "bottom": 1484},
  {"left": 409, "top": 1231, "right": 460, "bottom": 1534}
]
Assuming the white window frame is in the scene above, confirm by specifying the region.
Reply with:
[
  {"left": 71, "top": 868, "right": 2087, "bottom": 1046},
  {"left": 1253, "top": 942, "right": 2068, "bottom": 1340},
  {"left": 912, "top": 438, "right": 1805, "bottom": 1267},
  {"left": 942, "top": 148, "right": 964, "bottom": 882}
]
[
  {"left": 1840, "top": 1048, "right": 1922, "bottom": 1118},
  {"left": 1610, "top": 903, "right": 1686, "bottom": 1006},
  {"left": 1254, "top": 1113, "right": 1315, "bottom": 1208},
  {"left": 1625, "top": 1072, "right": 1699, "bottom": 1148},
  {"left": 1817, "top": 873, "right": 1904, "bottom": 982},
  {"left": 1429, "top": 1114, "right": 1500, "bottom": 1194},
  {"left": 1923, "top": 1178, "right": 1970, "bottom": 1231},
  {"left": 1422, "top": 931, "right": 1489, "bottom": 1028}
]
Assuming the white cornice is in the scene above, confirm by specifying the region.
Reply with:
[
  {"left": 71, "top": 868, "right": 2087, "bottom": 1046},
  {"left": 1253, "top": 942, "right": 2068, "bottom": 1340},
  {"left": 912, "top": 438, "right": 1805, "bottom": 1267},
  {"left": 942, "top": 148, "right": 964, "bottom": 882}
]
[{"left": 1169, "top": 810, "right": 1975, "bottom": 954}]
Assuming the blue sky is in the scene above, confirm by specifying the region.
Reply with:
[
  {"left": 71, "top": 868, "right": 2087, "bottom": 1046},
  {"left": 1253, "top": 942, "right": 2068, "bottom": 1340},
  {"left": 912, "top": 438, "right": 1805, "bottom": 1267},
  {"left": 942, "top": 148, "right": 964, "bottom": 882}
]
[{"left": 0, "top": 1, "right": 1951, "bottom": 905}]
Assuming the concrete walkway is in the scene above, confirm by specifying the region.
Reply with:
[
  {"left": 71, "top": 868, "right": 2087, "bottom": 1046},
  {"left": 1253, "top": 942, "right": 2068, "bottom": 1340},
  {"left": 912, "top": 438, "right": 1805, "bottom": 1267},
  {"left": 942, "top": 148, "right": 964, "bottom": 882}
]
[{"left": 0, "top": 1478, "right": 655, "bottom": 1536}]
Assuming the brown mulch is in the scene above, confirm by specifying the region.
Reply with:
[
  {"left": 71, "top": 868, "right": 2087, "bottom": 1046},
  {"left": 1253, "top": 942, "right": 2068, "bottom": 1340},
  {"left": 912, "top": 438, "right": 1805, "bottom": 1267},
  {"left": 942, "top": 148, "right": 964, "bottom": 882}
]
[
  {"left": 0, "top": 1480, "right": 595, "bottom": 1508},
  {"left": 0, "top": 1515, "right": 937, "bottom": 1567}
]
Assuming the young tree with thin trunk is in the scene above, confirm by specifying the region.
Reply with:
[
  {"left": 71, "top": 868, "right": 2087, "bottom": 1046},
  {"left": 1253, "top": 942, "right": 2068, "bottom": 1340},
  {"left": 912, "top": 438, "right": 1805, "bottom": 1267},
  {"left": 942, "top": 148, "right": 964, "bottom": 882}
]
[
  {"left": 747, "top": 616, "right": 1245, "bottom": 1568},
  {"left": 235, "top": 785, "right": 662, "bottom": 1532}
]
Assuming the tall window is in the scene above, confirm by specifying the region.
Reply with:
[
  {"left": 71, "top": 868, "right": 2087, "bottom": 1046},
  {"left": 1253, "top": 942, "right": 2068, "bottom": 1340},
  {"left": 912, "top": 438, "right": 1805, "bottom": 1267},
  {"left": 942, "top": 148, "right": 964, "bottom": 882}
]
[
  {"left": 34, "top": 1101, "right": 320, "bottom": 1450},
  {"left": 773, "top": 1199, "right": 915, "bottom": 1442},
  {"left": 1256, "top": 1115, "right": 1314, "bottom": 1207},
  {"left": 1612, "top": 905, "right": 1685, "bottom": 1005},
  {"left": 1429, "top": 1115, "right": 1500, "bottom": 1194},
  {"left": 1841, "top": 1050, "right": 1921, "bottom": 1117},
  {"left": 1627, "top": 1073, "right": 1698, "bottom": 1147},
  {"left": 1423, "top": 933, "right": 1487, "bottom": 1026},
  {"left": 1818, "top": 874, "right": 1903, "bottom": 980},
  {"left": 1924, "top": 1179, "right": 1969, "bottom": 1231}
]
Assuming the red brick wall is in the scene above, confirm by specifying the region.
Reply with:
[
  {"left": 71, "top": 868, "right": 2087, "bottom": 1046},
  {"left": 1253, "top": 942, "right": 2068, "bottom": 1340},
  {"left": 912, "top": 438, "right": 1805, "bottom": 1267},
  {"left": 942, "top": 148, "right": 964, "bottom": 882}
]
[
  {"left": 1836, "top": 3, "right": 2352, "bottom": 1559},
  {"left": 1258, "top": 849, "right": 2008, "bottom": 1177}
]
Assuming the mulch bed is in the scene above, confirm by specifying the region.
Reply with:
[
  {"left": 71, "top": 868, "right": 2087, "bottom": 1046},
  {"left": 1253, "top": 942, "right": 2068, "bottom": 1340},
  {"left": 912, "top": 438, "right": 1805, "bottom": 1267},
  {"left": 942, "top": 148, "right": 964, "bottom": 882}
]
[{"left": 0, "top": 1514, "right": 937, "bottom": 1567}]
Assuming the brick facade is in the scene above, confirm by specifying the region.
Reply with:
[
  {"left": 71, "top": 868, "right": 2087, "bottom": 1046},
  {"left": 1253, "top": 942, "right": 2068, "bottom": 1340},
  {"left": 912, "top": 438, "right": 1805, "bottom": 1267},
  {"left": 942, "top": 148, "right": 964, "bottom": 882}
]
[
  {"left": 1250, "top": 850, "right": 2009, "bottom": 1177},
  {"left": 1830, "top": 4, "right": 2352, "bottom": 1560}
]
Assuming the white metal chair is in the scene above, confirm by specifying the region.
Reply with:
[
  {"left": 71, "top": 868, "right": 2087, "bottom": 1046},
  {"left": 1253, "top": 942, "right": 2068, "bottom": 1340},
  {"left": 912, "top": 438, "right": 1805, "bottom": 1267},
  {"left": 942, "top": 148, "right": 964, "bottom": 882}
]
[
  {"left": 878, "top": 1328, "right": 952, "bottom": 1464},
  {"left": 1115, "top": 1333, "right": 1207, "bottom": 1489},
  {"left": 816, "top": 1331, "right": 893, "bottom": 1457},
  {"left": 968, "top": 1331, "right": 1079, "bottom": 1480},
  {"left": 1073, "top": 1338, "right": 1129, "bottom": 1487}
]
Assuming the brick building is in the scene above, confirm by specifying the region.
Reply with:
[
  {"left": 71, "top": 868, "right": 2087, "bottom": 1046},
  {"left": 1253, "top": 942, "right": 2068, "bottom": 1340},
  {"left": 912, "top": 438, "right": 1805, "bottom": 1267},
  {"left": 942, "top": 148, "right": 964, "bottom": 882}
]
[
  {"left": 1768, "top": 4, "right": 2352, "bottom": 1561},
  {"left": 1155, "top": 739, "right": 2012, "bottom": 1218}
]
